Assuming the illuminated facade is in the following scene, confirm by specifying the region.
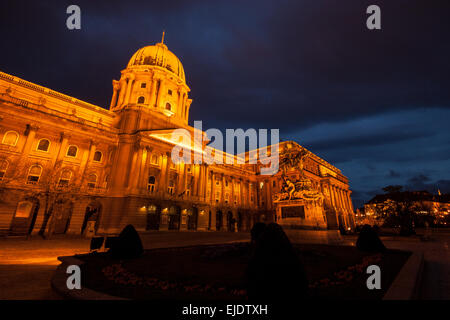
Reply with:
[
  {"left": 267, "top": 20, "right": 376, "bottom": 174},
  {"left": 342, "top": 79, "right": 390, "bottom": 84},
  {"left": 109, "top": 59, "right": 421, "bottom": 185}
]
[{"left": 0, "top": 38, "right": 355, "bottom": 236}]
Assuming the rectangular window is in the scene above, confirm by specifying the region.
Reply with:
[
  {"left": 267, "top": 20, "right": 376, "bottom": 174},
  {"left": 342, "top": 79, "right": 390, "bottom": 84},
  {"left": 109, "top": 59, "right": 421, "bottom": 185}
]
[
  {"left": 27, "top": 175, "right": 40, "bottom": 185},
  {"left": 141, "top": 82, "right": 147, "bottom": 88},
  {"left": 58, "top": 179, "right": 69, "bottom": 187}
]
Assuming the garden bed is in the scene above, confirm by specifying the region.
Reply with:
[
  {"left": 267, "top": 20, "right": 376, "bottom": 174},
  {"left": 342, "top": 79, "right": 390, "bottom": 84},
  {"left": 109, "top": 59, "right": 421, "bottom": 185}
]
[{"left": 76, "top": 242, "right": 410, "bottom": 300}]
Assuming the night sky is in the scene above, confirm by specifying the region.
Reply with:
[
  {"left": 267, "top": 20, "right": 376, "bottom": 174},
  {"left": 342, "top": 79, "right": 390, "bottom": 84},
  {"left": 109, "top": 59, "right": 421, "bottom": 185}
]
[{"left": 1, "top": 0, "right": 449, "bottom": 208}]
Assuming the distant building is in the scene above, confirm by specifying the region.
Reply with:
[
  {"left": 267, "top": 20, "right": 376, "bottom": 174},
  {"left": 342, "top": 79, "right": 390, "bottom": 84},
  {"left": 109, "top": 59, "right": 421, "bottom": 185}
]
[
  {"left": 0, "top": 38, "right": 355, "bottom": 236},
  {"left": 361, "top": 191, "right": 450, "bottom": 226}
]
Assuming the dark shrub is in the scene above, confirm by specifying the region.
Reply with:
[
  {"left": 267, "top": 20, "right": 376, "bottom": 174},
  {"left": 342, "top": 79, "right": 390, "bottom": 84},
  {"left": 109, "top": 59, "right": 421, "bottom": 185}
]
[
  {"left": 104, "top": 236, "right": 120, "bottom": 250},
  {"left": 356, "top": 224, "right": 386, "bottom": 253},
  {"left": 250, "top": 222, "right": 266, "bottom": 244},
  {"left": 110, "top": 224, "right": 144, "bottom": 259},
  {"left": 246, "top": 223, "right": 308, "bottom": 301},
  {"left": 90, "top": 236, "right": 104, "bottom": 251}
]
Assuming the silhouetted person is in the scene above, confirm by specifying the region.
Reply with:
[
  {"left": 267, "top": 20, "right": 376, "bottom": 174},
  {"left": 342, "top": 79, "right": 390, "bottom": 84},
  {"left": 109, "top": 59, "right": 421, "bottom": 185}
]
[
  {"left": 246, "top": 223, "right": 308, "bottom": 301},
  {"left": 250, "top": 222, "right": 266, "bottom": 245},
  {"left": 356, "top": 224, "right": 386, "bottom": 253},
  {"left": 110, "top": 224, "right": 144, "bottom": 259},
  {"left": 90, "top": 236, "right": 104, "bottom": 252}
]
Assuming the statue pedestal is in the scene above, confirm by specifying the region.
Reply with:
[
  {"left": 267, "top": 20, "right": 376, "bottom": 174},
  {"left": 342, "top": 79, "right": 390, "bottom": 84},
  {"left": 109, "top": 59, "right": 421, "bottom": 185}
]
[{"left": 275, "top": 200, "right": 343, "bottom": 245}]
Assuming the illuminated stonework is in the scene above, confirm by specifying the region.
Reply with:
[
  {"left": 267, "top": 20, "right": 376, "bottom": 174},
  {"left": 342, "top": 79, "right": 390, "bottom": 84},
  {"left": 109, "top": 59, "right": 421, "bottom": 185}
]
[{"left": 0, "top": 38, "right": 355, "bottom": 236}]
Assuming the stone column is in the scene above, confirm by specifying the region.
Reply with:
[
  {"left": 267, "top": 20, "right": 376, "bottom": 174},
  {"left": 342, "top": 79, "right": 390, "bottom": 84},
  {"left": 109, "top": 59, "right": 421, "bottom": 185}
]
[
  {"left": 221, "top": 174, "right": 226, "bottom": 204},
  {"left": 124, "top": 73, "right": 136, "bottom": 106},
  {"left": 268, "top": 179, "right": 273, "bottom": 210},
  {"left": 55, "top": 133, "right": 70, "bottom": 161},
  {"left": 231, "top": 177, "right": 235, "bottom": 206},
  {"left": 116, "top": 79, "right": 127, "bottom": 107},
  {"left": 140, "top": 146, "right": 151, "bottom": 190},
  {"left": 200, "top": 165, "right": 207, "bottom": 200},
  {"left": 126, "top": 142, "right": 140, "bottom": 190},
  {"left": 347, "top": 192, "right": 354, "bottom": 212},
  {"left": 342, "top": 189, "right": 349, "bottom": 211},
  {"left": 191, "top": 165, "right": 197, "bottom": 197},
  {"left": 183, "top": 163, "right": 188, "bottom": 198},
  {"left": 49, "top": 132, "right": 71, "bottom": 179},
  {"left": 246, "top": 181, "right": 250, "bottom": 207},
  {"left": 197, "top": 164, "right": 204, "bottom": 198},
  {"left": 156, "top": 78, "right": 165, "bottom": 110},
  {"left": 208, "top": 170, "right": 214, "bottom": 203},
  {"left": 80, "top": 140, "right": 96, "bottom": 186},
  {"left": 339, "top": 189, "right": 346, "bottom": 211},
  {"left": 165, "top": 152, "right": 171, "bottom": 196},
  {"left": 110, "top": 80, "right": 120, "bottom": 109},
  {"left": 182, "top": 94, "right": 188, "bottom": 119},
  {"left": 136, "top": 146, "right": 146, "bottom": 192},
  {"left": 240, "top": 179, "right": 244, "bottom": 207},
  {"left": 159, "top": 153, "right": 168, "bottom": 196},
  {"left": 21, "top": 124, "right": 39, "bottom": 155},
  {"left": 149, "top": 76, "right": 159, "bottom": 108},
  {"left": 177, "top": 89, "right": 183, "bottom": 118},
  {"left": 210, "top": 208, "right": 216, "bottom": 231},
  {"left": 332, "top": 186, "right": 340, "bottom": 209}
]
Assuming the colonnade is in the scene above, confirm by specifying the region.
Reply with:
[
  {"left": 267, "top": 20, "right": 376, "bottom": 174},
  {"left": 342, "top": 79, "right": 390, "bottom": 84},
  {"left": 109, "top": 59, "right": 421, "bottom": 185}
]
[{"left": 109, "top": 73, "right": 190, "bottom": 121}]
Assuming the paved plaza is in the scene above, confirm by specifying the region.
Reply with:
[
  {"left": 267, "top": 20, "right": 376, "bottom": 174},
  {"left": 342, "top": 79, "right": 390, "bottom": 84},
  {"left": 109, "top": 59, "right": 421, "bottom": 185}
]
[{"left": 0, "top": 230, "right": 448, "bottom": 300}]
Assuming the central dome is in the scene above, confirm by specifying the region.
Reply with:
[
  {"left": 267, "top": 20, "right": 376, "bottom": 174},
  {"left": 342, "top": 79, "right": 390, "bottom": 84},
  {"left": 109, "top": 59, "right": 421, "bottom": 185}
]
[{"left": 127, "top": 42, "right": 186, "bottom": 82}]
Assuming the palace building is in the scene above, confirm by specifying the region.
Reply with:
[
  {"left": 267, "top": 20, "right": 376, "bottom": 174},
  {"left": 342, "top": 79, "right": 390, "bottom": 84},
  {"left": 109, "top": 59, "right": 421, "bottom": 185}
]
[{"left": 0, "top": 37, "right": 355, "bottom": 237}]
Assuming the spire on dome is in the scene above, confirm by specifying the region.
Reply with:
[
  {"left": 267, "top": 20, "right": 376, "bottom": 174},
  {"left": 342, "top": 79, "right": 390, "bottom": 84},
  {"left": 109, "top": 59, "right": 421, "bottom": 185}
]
[{"left": 161, "top": 30, "right": 165, "bottom": 44}]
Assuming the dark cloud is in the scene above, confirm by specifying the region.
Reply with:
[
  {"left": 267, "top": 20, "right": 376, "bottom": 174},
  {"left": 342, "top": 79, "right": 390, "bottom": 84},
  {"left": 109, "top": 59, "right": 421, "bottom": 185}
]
[
  {"left": 408, "top": 174, "right": 432, "bottom": 185},
  {"left": 387, "top": 170, "right": 401, "bottom": 178}
]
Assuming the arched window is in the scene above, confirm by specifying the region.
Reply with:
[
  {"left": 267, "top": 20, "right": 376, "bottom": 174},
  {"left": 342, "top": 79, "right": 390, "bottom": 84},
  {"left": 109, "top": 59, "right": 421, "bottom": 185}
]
[
  {"left": 0, "top": 159, "right": 8, "bottom": 180},
  {"left": 87, "top": 174, "right": 97, "bottom": 189},
  {"left": 148, "top": 176, "right": 156, "bottom": 193},
  {"left": 138, "top": 96, "right": 145, "bottom": 104},
  {"left": 27, "top": 165, "right": 42, "bottom": 184},
  {"left": 37, "top": 139, "right": 50, "bottom": 152},
  {"left": 93, "top": 151, "right": 102, "bottom": 162},
  {"left": 15, "top": 201, "right": 33, "bottom": 218},
  {"left": 167, "top": 180, "right": 174, "bottom": 195},
  {"left": 2, "top": 131, "right": 19, "bottom": 146},
  {"left": 58, "top": 170, "right": 72, "bottom": 187},
  {"left": 66, "top": 145, "right": 78, "bottom": 157},
  {"left": 165, "top": 102, "right": 172, "bottom": 111}
]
